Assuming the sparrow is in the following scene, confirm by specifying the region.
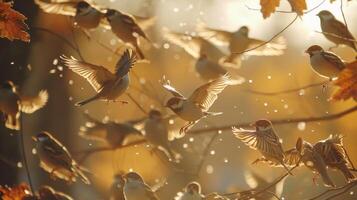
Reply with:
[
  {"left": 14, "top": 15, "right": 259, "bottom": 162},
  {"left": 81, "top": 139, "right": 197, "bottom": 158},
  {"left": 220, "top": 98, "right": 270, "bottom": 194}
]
[
  {"left": 0, "top": 81, "right": 48, "bottom": 130},
  {"left": 110, "top": 174, "right": 125, "bottom": 200},
  {"left": 317, "top": 10, "right": 357, "bottom": 51},
  {"left": 38, "top": 185, "right": 73, "bottom": 200},
  {"left": 33, "top": 131, "right": 90, "bottom": 184},
  {"left": 123, "top": 172, "right": 159, "bottom": 200},
  {"left": 163, "top": 30, "right": 226, "bottom": 62},
  {"left": 313, "top": 135, "right": 355, "bottom": 183},
  {"left": 144, "top": 109, "right": 181, "bottom": 162},
  {"left": 174, "top": 182, "right": 204, "bottom": 200},
  {"left": 162, "top": 74, "right": 231, "bottom": 134},
  {"left": 34, "top": 0, "right": 106, "bottom": 30},
  {"left": 198, "top": 25, "right": 286, "bottom": 67},
  {"left": 105, "top": 9, "right": 150, "bottom": 59},
  {"left": 79, "top": 113, "right": 142, "bottom": 149},
  {"left": 61, "top": 49, "right": 136, "bottom": 106},
  {"left": 305, "top": 45, "right": 345, "bottom": 80},
  {"left": 195, "top": 54, "right": 245, "bottom": 84},
  {"left": 232, "top": 119, "right": 293, "bottom": 175}
]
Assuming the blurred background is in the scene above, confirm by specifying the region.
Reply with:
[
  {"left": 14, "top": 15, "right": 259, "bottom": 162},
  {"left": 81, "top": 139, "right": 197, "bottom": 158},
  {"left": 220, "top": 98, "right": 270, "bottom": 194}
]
[{"left": 0, "top": 0, "right": 357, "bottom": 199}]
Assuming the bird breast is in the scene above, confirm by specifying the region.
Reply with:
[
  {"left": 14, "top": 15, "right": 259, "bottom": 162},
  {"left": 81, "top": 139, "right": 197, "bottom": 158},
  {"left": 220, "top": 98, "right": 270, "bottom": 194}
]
[
  {"left": 310, "top": 53, "right": 341, "bottom": 79},
  {"left": 74, "top": 9, "right": 102, "bottom": 29},
  {"left": 101, "top": 75, "right": 130, "bottom": 100},
  {"left": 175, "top": 101, "right": 205, "bottom": 121}
]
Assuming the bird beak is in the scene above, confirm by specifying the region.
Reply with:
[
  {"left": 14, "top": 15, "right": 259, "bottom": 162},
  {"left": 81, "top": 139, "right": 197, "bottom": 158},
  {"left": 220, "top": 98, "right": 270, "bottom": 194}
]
[{"left": 32, "top": 136, "right": 37, "bottom": 142}]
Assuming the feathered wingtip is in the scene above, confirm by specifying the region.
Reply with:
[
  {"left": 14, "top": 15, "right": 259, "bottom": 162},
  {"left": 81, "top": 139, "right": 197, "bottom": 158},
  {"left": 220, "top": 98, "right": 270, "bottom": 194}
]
[{"left": 115, "top": 49, "right": 137, "bottom": 77}]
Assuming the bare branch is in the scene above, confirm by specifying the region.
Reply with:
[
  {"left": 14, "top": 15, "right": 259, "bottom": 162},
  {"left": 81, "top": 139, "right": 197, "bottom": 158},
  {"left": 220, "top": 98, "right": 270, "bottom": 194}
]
[
  {"left": 307, "top": 180, "right": 357, "bottom": 200},
  {"left": 127, "top": 93, "right": 148, "bottom": 115}
]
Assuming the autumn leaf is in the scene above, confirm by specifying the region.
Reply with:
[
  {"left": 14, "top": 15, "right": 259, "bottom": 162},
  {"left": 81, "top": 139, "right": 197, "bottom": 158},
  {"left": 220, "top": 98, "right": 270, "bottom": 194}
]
[
  {"left": 0, "top": 183, "right": 32, "bottom": 200},
  {"left": 287, "top": 0, "right": 307, "bottom": 15},
  {"left": 0, "top": 2, "right": 30, "bottom": 42},
  {"left": 331, "top": 60, "right": 357, "bottom": 101},
  {"left": 260, "top": 0, "right": 280, "bottom": 19}
]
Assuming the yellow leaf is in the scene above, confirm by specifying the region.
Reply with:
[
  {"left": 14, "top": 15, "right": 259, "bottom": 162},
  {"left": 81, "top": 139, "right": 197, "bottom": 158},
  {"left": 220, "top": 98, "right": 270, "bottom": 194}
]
[
  {"left": 260, "top": 0, "right": 281, "bottom": 19},
  {"left": 287, "top": 0, "right": 307, "bottom": 15}
]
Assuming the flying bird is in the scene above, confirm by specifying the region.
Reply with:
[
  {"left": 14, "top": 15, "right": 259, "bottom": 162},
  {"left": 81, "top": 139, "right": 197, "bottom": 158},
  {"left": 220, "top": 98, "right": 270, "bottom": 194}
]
[
  {"left": 232, "top": 119, "right": 293, "bottom": 175},
  {"left": 162, "top": 74, "right": 231, "bottom": 134},
  {"left": 0, "top": 81, "right": 48, "bottom": 130},
  {"left": 33, "top": 131, "right": 90, "bottom": 184},
  {"left": 317, "top": 10, "right": 356, "bottom": 51},
  {"left": 61, "top": 49, "right": 136, "bottom": 106}
]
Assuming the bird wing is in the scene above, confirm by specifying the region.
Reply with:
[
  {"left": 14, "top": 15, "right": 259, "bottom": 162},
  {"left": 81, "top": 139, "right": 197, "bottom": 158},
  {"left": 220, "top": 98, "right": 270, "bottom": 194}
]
[
  {"left": 134, "top": 16, "right": 157, "bottom": 31},
  {"left": 197, "top": 24, "right": 232, "bottom": 47},
  {"left": 245, "top": 36, "right": 286, "bottom": 56},
  {"left": 232, "top": 127, "right": 284, "bottom": 156},
  {"left": 19, "top": 90, "right": 48, "bottom": 113},
  {"left": 44, "top": 136, "right": 75, "bottom": 167},
  {"left": 121, "top": 13, "right": 149, "bottom": 40},
  {"left": 115, "top": 49, "right": 137, "bottom": 78},
  {"left": 188, "top": 74, "right": 230, "bottom": 111},
  {"left": 163, "top": 31, "right": 202, "bottom": 58},
  {"left": 61, "top": 56, "right": 115, "bottom": 92},
  {"left": 161, "top": 77, "right": 185, "bottom": 98},
  {"left": 313, "top": 135, "right": 349, "bottom": 166},
  {"left": 330, "top": 19, "right": 356, "bottom": 42},
  {"left": 34, "top": 0, "right": 78, "bottom": 16},
  {"left": 283, "top": 148, "right": 303, "bottom": 167},
  {"left": 321, "top": 51, "right": 345, "bottom": 70}
]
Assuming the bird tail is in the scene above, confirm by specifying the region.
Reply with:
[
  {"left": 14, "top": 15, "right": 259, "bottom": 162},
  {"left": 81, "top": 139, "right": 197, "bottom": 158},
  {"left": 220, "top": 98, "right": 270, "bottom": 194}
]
[
  {"left": 320, "top": 171, "right": 336, "bottom": 187},
  {"left": 340, "top": 164, "right": 356, "bottom": 182},
  {"left": 75, "top": 95, "right": 99, "bottom": 107},
  {"left": 4, "top": 113, "right": 20, "bottom": 130}
]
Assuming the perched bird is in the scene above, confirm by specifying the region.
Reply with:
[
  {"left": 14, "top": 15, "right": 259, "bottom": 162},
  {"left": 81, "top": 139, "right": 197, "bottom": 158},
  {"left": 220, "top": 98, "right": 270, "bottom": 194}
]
[
  {"left": 38, "top": 185, "right": 73, "bottom": 200},
  {"left": 34, "top": 0, "right": 106, "bottom": 30},
  {"left": 123, "top": 172, "right": 159, "bottom": 200},
  {"left": 61, "top": 49, "right": 136, "bottom": 106},
  {"left": 105, "top": 9, "right": 150, "bottom": 59},
  {"left": 174, "top": 182, "right": 204, "bottom": 200},
  {"left": 33, "top": 131, "right": 90, "bottom": 184},
  {"left": 0, "top": 81, "right": 48, "bottom": 130},
  {"left": 317, "top": 10, "right": 356, "bottom": 51},
  {"left": 195, "top": 54, "right": 245, "bottom": 84},
  {"left": 79, "top": 113, "right": 142, "bottom": 149},
  {"left": 305, "top": 45, "right": 345, "bottom": 80},
  {"left": 144, "top": 109, "right": 181, "bottom": 162},
  {"left": 198, "top": 25, "right": 286, "bottom": 67},
  {"left": 162, "top": 74, "right": 231, "bottom": 134},
  {"left": 232, "top": 119, "right": 293, "bottom": 175},
  {"left": 110, "top": 174, "right": 126, "bottom": 200},
  {"left": 313, "top": 135, "right": 355, "bottom": 183}
]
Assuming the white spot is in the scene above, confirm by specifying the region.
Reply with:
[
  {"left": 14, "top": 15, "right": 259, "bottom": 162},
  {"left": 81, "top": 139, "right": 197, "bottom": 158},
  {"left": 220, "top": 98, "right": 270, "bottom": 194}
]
[
  {"left": 210, "top": 150, "right": 215, "bottom": 155},
  {"left": 69, "top": 80, "right": 74, "bottom": 85},
  {"left": 189, "top": 137, "right": 194, "bottom": 142},
  {"left": 299, "top": 89, "right": 305, "bottom": 96},
  {"left": 49, "top": 69, "right": 56, "bottom": 74},
  {"left": 206, "top": 165, "right": 214, "bottom": 174},
  {"left": 163, "top": 43, "right": 170, "bottom": 49},
  {"left": 297, "top": 122, "right": 306, "bottom": 131},
  {"left": 173, "top": 8, "right": 180, "bottom": 12},
  {"left": 32, "top": 148, "right": 37, "bottom": 155},
  {"left": 53, "top": 59, "right": 58, "bottom": 65},
  {"left": 17, "top": 162, "right": 23, "bottom": 168}
]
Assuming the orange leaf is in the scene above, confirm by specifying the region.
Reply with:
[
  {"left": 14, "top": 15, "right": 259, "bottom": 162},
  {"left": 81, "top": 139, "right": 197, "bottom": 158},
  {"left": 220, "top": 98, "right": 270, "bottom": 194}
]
[
  {"left": 287, "top": 0, "right": 307, "bottom": 15},
  {"left": 0, "top": 2, "right": 30, "bottom": 42},
  {"left": 332, "top": 60, "right": 357, "bottom": 101},
  {"left": 0, "top": 183, "right": 33, "bottom": 200},
  {"left": 260, "top": 0, "right": 281, "bottom": 19}
]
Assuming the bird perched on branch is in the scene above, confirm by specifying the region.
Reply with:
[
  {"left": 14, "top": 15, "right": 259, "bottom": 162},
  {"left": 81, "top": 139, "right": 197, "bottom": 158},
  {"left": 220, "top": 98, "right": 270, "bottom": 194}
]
[
  {"left": 123, "top": 172, "right": 159, "bottom": 200},
  {"left": 317, "top": 10, "right": 356, "bottom": 51},
  {"left": 162, "top": 74, "right": 231, "bottom": 134},
  {"left": 0, "top": 81, "right": 48, "bottom": 130},
  {"left": 61, "top": 49, "right": 136, "bottom": 106},
  {"left": 305, "top": 45, "right": 345, "bottom": 80},
  {"left": 33, "top": 131, "right": 90, "bottom": 184},
  {"left": 198, "top": 25, "right": 286, "bottom": 67},
  {"left": 232, "top": 119, "right": 293, "bottom": 175},
  {"left": 105, "top": 9, "right": 151, "bottom": 59}
]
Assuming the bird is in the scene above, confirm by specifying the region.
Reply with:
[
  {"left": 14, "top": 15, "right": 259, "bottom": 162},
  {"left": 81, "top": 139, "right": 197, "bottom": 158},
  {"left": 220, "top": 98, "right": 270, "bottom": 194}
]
[
  {"left": 198, "top": 25, "right": 286, "bottom": 67},
  {"left": 34, "top": 0, "right": 106, "bottom": 30},
  {"left": 123, "top": 172, "right": 159, "bottom": 200},
  {"left": 32, "top": 131, "right": 90, "bottom": 184},
  {"left": 174, "top": 182, "right": 204, "bottom": 200},
  {"left": 110, "top": 174, "right": 126, "bottom": 200},
  {"left": 317, "top": 10, "right": 356, "bottom": 51},
  {"left": 61, "top": 49, "right": 136, "bottom": 106},
  {"left": 162, "top": 74, "right": 231, "bottom": 134},
  {"left": 0, "top": 81, "right": 48, "bottom": 130},
  {"left": 144, "top": 109, "right": 181, "bottom": 162},
  {"left": 79, "top": 113, "right": 142, "bottom": 149},
  {"left": 195, "top": 54, "right": 245, "bottom": 84},
  {"left": 37, "top": 185, "right": 73, "bottom": 200},
  {"left": 305, "top": 45, "right": 345, "bottom": 80},
  {"left": 232, "top": 119, "right": 293, "bottom": 175},
  {"left": 105, "top": 9, "right": 150, "bottom": 59},
  {"left": 313, "top": 135, "right": 355, "bottom": 183}
]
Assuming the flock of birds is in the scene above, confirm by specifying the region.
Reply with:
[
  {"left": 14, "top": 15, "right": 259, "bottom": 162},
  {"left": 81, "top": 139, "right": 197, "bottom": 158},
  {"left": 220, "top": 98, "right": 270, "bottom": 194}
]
[{"left": 1, "top": 0, "right": 357, "bottom": 199}]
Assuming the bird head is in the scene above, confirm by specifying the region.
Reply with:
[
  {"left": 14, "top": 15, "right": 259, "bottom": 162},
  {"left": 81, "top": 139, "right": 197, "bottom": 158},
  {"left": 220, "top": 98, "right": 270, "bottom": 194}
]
[
  {"left": 186, "top": 182, "right": 201, "bottom": 194},
  {"left": 165, "top": 97, "right": 182, "bottom": 111},
  {"left": 148, "top": 109, "right": 162, "bottom": 119},
  {"left": 238, "top": 26, "right": 249, "bottom": 36},
  {"left": 317, "top": 10, "right": 335, "bottom": 20},
  {"left": 105, "top": 9, "right": 119, "bottom": 20},
  {"left": 305, "top": 45, "right": 323, "bottom": 56},
  {"left": 124, "top": 172, "right": 144, "bottom": 183},
  {"left": 252, "top": 119, "right": 273, "bottom": 131},
  {"left": 33, "top": 131, "right": 51, "bottom": 142},
  {"left": 76, "top": 1, "right": 91, "bottom": 13}
]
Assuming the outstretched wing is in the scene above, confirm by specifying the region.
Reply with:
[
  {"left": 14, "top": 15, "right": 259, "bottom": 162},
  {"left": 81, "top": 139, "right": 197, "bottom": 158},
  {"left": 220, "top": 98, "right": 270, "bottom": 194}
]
[
  {"left": 34, "top": 0, "right": 78, "bottom": 16},
  {"left": 188, "top": 74, "right": 230, "bottom": 111},
  {"left": 161, "top": 77, "right": 185, "bottom": 98},
  {"left": 245, "top": 36, "right": 287, "bottom": 56},
  {"left": 61, "top": 56, "right": 115, "bottom": 92},
  {"left": 197, "top": 23, "right": 232, "bottom": 47},
  {"left": 163, "top": 30, "right": 202, "bottom": 59},
  {"left": 115, "top": 49, "right": 137, "bottom": 78},
  {"left": 313, "top": 135, "right": 350, "bottom": 166},
  {"left": 283, "top": 148, "right": 303, "bottom": 167},
  {"left": 122, "top": 13, "right": 149, "bottom": 40},
  {"left": 19, "top": 90, "right": 48, "bottom": 113}
]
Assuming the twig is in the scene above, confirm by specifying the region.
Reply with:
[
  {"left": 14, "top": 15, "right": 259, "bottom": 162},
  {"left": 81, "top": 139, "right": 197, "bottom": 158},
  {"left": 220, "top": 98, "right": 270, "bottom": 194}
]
[
  {"left": 188, "top": 106, "right": 357, "bottom": 135},
  {"left": 307, "top": 180, "right": 357, "bottom": 200},
  {"left": 340, "top": 0, "right": 349, "bottom": 35},
  {"left": 243, "top": 81, "right": 328, "bottom": 96},
  {"left": 0, "top": 154, "right": 17, "bottom": 168},
  {"left": 232, "top": 15, "right": 299, "bottom": 55},
  {"left": 127, "top": 93, "right": 148, "bottom": 115},
  {"left": 245, "top": 0, "right": 327, "bottom": 14}
]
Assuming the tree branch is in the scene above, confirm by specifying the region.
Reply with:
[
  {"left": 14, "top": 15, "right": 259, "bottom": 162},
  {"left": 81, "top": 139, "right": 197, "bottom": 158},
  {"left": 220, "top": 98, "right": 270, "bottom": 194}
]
[
  {"left": 188, "top": 106, "right": 357, "bottom": 135},
  {"left": 127, "top": 93, "right": 148, "bottom": 115},
  {"left": 307, "top": 180, "right": 357, "bottom": 200}
]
